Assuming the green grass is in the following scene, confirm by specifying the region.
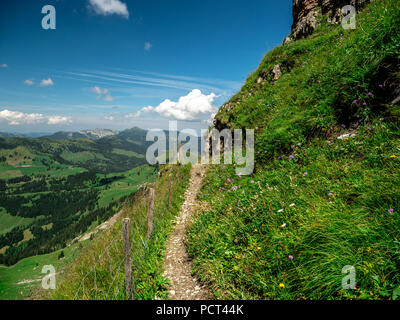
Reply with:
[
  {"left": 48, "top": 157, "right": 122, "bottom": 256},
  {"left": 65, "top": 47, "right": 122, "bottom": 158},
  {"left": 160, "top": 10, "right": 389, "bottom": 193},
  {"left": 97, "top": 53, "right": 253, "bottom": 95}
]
[
  {"left": 50, "top": 164, "right": 191, "bottom": 300},
  {"left": 0, "top": 165, "right": 22, "bottom": 179},
  {"left": 0, "top": 164, "right": 155, "bottom": 239},
  {"left": 112, "top": 148, "right": 144, "bottom": 158},
  {"left": 0, "top": 209, "right": 34, "bottom": 236},
  {"left": 97, "top": 165, "right": 157, "bottom": 207},
  {"left": 18, "top": 229, "right": 34, "bottom": 245},
  {"left": 60, "top": 151, "right": 98, "bottom": 163},
  {"left": 188, "top": 0, "right": 400, "bottom": 300},
  {"left": 0, "top": 244, "right": 80, "bottom": 300}
]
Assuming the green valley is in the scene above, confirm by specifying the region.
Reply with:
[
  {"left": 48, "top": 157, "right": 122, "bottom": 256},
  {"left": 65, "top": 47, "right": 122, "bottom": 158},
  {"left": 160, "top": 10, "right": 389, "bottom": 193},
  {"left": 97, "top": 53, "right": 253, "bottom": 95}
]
[{"left": 0, "top": 127, "right": 158, "bottom": 270}]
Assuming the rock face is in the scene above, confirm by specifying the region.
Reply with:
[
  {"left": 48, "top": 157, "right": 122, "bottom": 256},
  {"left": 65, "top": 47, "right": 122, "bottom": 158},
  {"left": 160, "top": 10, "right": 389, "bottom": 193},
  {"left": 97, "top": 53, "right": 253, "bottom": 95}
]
[
  {"left": 271, "top": 64, "right": 283, "bottom": 81},
  {"left": 289, "top": 0, "right": 371, "bottom": 41}
]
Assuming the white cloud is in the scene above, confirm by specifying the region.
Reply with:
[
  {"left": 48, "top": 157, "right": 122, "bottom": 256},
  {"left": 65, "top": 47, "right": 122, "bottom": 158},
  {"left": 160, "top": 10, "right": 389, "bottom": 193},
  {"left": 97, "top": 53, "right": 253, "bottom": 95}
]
[
  {"left": 135, "top": 89, "right": 218, "bottom": 121},
  {"left": 90, "top": 86, "right": 109, "bottom": 94},
  {"left": 90, "top": 86, "right": 113, "bottom": 101},
  {"left": 47, "top": 115, "right": 72, "bottom": 125},
  {"left": 0, "top": 64, "right": 7, "bottom": 68},
  {"left": 90, "top": 86, "right": 103, "bottom": 94},
  {"left": 144, "top": 42, "right": 152, "bottom": 51},
  {"left": 0, "top": 110, "right": 44, "bottom": 125},
  {"left": 39, "top": 78, "right": 54, "bottom": 87},
  {"left": 104, "top": 94, "right": 115, "bottom": 102},
  {"left": 0, "top": 109, "right": 71, "bottom": 125},
  {"left": 88, "top": 0, "right": 129, "bottom": 18},
  {"left": 24, "top": 80, "right": 35, "bottom": 86}
]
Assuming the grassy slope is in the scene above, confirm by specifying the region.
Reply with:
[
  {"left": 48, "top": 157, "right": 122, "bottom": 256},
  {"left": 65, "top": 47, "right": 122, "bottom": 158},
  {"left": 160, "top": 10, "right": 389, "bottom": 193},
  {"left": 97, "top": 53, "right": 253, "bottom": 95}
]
[
  {"left": 0, "top": 164, "right": 156, "bottom": 235},
  {"left": 188, "top": 0, "right": 400, "bottom": 300},
  {"left": 49, "top": 164, "right": 191, "bottom": 300},
  {"left": 0, "top": 244, "right": 80, "bottom": 299},
  {"left": 0, "top": 209, "right": 34, "bottom": 236},
  {"left": 0, "top": 164, "right": 157, "bottom": 298},
  {"left": 97, "top": 165, "right": 157, "bottom": 207}
]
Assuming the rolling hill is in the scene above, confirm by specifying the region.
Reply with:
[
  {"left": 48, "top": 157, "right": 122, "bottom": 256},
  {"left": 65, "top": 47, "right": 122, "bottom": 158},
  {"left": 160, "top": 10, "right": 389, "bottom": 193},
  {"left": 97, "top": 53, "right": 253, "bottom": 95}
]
[
  {"left": 0, "top": 126, "right": 159, "bottom": 268},
  {"left": 188, "top": 0, "right": 400, "bottom": 300}
]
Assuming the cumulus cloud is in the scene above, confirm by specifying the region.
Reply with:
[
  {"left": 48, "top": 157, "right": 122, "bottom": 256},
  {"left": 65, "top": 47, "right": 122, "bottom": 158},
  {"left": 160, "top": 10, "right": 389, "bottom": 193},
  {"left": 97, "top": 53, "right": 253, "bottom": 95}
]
[
  {"left": 47, "top": 115, "right": 72, "bottom": 125},
  {"left": 134, "top": 89, "right": 217, "bottom": 121},
  {"left": 0, "top": 109, "right": 71, "bottom": 125},
  {"left": 24, "top": 80, "right": 35, "bottom": 86},
  {"left": 39, "top": 78, "right": 54, "bottom": 87},
  {"left": 144, "top": 42, "right": 152, "bottom": 51},
  {"left": 1, "top": 64, "right": 7, "bottom": 68},
  {"left": 90, "top": 86, "right": 108, "bottom": 94},
  {"left": 103, "top": 94, "right": 115, "bottom": 102},
  {"left": 90, "top": 86, "right": 114, "bottom": 101},
  {"left": 88, "top": 0, "right": 129, "bottom": 18}
]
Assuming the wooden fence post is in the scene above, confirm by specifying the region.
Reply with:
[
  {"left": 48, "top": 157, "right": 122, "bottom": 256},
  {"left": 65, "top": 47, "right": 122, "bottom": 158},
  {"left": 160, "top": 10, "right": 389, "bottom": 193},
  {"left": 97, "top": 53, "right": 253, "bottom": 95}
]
[
  {"left": 177, "top": 140, "right": 183, "bottom": 165},
  {"left": 147, "top": 188, "right": 155, "bottom": 240},
  {"left": 168, "top": 174, "right": 172, "bottom": 208},
  {"left": 122, "top": 218, "right": 133, "bottom": 300}
]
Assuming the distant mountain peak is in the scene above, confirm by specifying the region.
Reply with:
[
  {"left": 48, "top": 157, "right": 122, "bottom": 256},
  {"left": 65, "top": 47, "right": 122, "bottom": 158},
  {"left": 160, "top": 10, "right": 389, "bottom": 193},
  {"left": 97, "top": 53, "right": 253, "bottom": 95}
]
[{"left": 78, "top": 128, "right": 118, "bottom": 139}]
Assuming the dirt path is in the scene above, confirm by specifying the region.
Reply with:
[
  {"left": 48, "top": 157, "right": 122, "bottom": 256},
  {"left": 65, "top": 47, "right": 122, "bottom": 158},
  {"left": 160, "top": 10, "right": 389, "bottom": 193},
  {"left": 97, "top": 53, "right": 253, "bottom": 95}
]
[{"left": 163, "top": 164, "right": 211, "bottom": 300}]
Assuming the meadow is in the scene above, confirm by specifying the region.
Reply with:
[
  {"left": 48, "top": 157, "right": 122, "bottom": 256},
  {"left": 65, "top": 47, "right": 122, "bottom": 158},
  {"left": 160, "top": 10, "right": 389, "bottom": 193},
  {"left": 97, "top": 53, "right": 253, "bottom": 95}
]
[
  {"left": 188, "top": 0, "right": 400, "bottom": 300},
  {"left": 0, "top": 243, "right": 80, "bottom": 299},
  {"left": 50, "top": 164, "right": 191, "bottom": 300}
]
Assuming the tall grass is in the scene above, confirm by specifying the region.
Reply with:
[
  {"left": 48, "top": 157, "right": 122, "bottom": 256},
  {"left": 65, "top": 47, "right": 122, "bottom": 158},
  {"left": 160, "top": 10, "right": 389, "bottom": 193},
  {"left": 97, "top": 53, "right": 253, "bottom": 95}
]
[
  {"left": 49, "top": 164, "right": 191, "bottom": 300},
  {"left": 188, "top": 0, "right": 400, "bottom": 300}
]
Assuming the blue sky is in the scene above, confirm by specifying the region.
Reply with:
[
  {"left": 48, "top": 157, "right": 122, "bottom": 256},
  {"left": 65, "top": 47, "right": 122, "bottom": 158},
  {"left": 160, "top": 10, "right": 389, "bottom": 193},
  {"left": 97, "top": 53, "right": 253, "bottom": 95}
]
[{"left": 0, "top": 0, "right": 292, "bottom": 133}]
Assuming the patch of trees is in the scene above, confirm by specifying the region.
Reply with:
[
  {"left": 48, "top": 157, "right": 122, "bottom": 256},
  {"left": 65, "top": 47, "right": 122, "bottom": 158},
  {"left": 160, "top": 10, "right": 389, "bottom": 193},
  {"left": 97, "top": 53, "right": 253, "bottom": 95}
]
[
  {"left": 5, "top": 171, "right": 98, "bottom": 195},
  {"left": 8, "top": 176, "right": 32, "bottom": 184},
  {"left": 0, "top": 193, "right": 134, "bottom": 266},
  {"left": 0, "top": 226, "right": 24, "bottom": 248},
  {"left": 0, "top": 189, "right": 99, "bottom": 218},
  {"left": 98, "top": 175, "right": 124, "bottom": 186}
]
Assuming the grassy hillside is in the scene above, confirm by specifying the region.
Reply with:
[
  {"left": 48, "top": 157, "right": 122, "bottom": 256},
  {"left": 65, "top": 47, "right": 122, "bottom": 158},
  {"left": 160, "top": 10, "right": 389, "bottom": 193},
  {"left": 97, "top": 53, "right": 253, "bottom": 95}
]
[
  {"left": 49, "top": 164, "right": 191, "bottom": 300},
  {"left": 0, "top": 244, "right": 80, "bottom": 300},
  {"left": 0, "top": 133, "right": 148, "bottom": 177},
  {"left": 188, "top": 0, "right": 400, "bottom": 300},
  {"left": 0, "top": 164, "right": 157, "bottom": 266}
]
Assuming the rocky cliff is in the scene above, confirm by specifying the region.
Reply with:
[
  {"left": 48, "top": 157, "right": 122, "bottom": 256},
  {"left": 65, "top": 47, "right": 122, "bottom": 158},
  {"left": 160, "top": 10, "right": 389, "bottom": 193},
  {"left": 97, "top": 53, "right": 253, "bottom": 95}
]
[{"left": 287, "top": 0, "right": 371, "bottom": 41}]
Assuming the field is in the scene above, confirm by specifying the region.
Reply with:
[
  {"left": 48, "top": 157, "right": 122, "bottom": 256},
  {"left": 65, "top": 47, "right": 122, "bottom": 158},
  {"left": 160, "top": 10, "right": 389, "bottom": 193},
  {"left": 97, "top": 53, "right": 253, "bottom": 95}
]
[
  {"left": 97, "top": 165, "right": 157, "bottom": 207},
  {"left": 0, "top": 133, "right": 158, "bottom": 299},
  {"left": 0, "top": 243, "right": 80, "bottom": 299},
  {"left": 0, "top": 129, "right": 157, "bottom": 271},
  {"left": 0, "top": 209, "right": 34, "bottom": 236}
]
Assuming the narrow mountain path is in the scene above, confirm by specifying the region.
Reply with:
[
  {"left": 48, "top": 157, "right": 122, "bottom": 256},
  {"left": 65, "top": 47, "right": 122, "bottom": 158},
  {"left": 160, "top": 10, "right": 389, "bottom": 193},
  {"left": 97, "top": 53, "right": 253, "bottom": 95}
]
[{"left": 163, "top": 164, "right": 211, "bottom": 300}]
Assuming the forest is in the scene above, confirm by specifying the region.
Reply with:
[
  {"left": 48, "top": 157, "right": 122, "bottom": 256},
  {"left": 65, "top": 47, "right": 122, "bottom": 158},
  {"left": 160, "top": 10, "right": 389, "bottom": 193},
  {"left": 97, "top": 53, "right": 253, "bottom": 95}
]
[{"left": 0, "top": 132, "right": 159, "bottom": 266}]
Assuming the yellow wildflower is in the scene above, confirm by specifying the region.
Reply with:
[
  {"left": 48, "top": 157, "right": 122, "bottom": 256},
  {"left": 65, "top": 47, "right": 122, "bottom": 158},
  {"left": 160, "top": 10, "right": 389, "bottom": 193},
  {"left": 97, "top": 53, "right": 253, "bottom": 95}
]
[{"left": 279, "top": 283, "right": 285, "bottom": 288}]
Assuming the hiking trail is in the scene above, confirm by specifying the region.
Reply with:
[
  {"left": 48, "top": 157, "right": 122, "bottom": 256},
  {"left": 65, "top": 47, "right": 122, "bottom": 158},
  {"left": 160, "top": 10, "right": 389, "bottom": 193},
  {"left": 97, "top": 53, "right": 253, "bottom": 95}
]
[{"left": 163, "top": 164, "right": 211, "bottom": 300}]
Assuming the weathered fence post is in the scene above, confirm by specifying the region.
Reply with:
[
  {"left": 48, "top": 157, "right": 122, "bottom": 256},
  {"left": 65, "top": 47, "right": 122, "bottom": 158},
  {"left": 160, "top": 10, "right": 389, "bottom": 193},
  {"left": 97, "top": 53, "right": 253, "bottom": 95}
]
[
  {"left": 168, "top": 174, "right": 172, "bottom": 208},
  {"left": 177, "top": 140, "right": 183, "bottom": 165},
  {"left": 122, "top": 218, "right": 133, "bottom": 300},
  {"left": 147, "top": 188, "right": 155, "bottom": 240}
]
